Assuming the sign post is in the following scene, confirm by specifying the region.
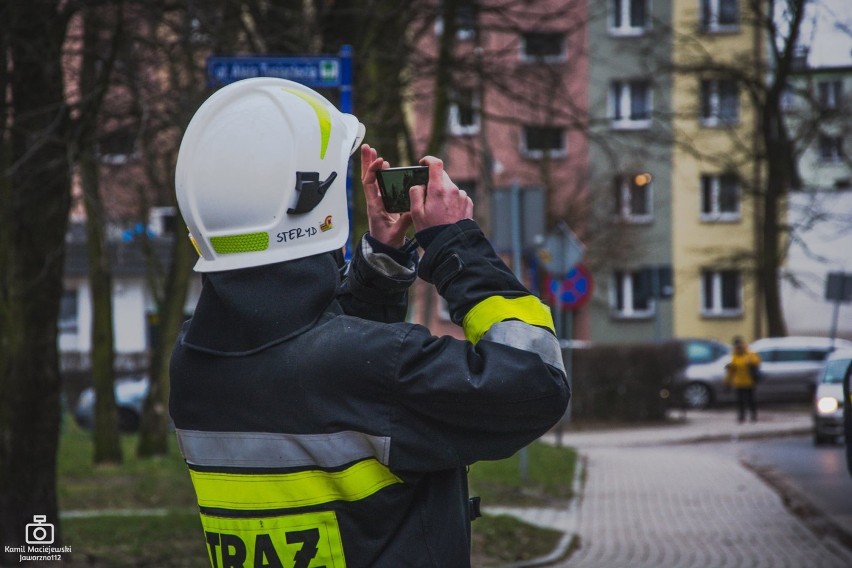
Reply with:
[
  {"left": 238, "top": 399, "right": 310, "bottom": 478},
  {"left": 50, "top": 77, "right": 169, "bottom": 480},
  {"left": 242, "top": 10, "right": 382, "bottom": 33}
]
[
  {"left": 206, "top": 46, "right": 355, "bottom": 257},
  {"left": 826, "top": 272, "right": 852, "bottom": 348}
]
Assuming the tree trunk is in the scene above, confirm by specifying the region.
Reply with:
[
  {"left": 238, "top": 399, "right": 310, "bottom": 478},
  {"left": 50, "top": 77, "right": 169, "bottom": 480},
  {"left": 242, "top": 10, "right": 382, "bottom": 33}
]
[
  {"left": 137, "top": 234, "right": 193, "bottom": 456},
  {"left": 0, "top": 4, "right": 71, "bottom": 561},
  {"left": 78, "top": 3, "right": 124, "bottom": 464},
  {"left": 80, "top": 150, "right": 123, "bottom": 463}
]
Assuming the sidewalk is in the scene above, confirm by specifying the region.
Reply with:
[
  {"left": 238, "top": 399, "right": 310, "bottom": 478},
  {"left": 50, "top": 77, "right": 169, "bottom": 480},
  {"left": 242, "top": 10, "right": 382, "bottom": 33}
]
[{"left": 485, "top": 408, "right": 852, "bottom": 568}]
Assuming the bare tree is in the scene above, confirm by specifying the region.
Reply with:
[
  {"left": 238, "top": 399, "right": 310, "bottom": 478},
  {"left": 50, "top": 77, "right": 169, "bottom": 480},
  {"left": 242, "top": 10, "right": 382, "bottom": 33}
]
[
  {"left": 71, "top": 1, "right": 127, "bottom": 464},
  {"left": 0, "top": 1, "right": 75, "bottom": 560}
]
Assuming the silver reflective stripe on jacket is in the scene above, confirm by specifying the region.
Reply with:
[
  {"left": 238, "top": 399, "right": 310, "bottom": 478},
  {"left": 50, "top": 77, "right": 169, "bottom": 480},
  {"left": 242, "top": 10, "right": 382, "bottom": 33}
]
[
  {"left": 481, "top": 320, "right": 566, "bottom": 374},
  {"left": 176, "top": 429, "right": 391, "bottom": 469}
]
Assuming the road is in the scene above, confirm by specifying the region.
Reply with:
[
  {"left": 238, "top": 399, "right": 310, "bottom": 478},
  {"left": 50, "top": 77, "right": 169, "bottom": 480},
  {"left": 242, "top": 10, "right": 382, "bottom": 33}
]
[{"left": 732, "top": 435, "right": 852, "bottom": 545}]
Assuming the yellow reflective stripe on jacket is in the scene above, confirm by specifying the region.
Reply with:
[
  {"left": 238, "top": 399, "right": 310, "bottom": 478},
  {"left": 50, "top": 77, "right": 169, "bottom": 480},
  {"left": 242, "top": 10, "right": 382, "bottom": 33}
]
[
  {"left": 462, "top": 295, "right": 555, "bottom": 344},
  {"left": 189, "top": 458, "right": 402, "bottom": 511}
]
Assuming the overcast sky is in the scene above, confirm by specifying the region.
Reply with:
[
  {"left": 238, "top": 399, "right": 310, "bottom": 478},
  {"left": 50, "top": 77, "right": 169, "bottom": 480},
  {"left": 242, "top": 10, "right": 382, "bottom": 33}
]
[{"left": 800, "top": 0, "right": 852, "bottom": 68}]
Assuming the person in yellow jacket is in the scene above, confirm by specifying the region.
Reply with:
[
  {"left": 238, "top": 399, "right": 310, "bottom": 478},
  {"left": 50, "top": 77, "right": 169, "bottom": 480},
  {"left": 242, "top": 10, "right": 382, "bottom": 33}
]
[{"left": 724, "top": 336, "right": 762, "bottom": 423}]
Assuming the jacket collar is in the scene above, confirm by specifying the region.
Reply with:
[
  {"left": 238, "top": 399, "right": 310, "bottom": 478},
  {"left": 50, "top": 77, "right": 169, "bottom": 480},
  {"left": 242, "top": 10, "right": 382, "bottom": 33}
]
[{"left": 182, "top": 253, "right": 340, "bottom": 356}]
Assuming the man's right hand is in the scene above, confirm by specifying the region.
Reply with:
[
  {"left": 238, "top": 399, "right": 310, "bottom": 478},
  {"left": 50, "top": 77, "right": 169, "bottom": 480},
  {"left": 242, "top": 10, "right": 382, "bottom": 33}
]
[{"left": 409, "top": 156, "right": 473, "bottom": 232}]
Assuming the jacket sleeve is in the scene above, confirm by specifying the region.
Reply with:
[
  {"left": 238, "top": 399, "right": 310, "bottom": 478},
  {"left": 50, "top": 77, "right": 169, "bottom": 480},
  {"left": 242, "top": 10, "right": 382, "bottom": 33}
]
[
  {"left": 335, "top": 233, "right": 418, "bottom": 323},
  {"left": 387, "top": 220, "right": 570, "bottom": 470}
]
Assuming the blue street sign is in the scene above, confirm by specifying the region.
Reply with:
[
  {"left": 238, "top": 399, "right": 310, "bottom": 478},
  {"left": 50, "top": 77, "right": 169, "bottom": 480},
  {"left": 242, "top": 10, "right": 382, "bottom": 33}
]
[
  {"left": 206, "top": 47, "right": 356, "bottom": 259},
  {"left": 207, "top": 56, "right": 342, "bottom": 88}
]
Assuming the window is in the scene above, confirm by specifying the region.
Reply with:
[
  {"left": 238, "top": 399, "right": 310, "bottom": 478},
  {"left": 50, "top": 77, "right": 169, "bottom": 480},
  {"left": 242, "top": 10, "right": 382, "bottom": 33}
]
[
  {"left": 701, "top": 269, "right": 741, "bottom": 316},
  {"left": 610, "top": 0, "right": 648, "bottom": 35},
  {"left": 59, "top": 289, "right": 78, "bottom": 333},
  {"left": 611, "top": 270, "right": 654, "bottom": 318},
  {"left": 759, "top": 349, "right": 830, "bottom": 363},
  {"left": 449, "top": 89, "right": 480, "bottom": 136},
  {"left": 817, "top": 80, "right": 843, "bottom": 111},
  {"left": 610, "top": 80, "right": 652, "bottom": 128},
  {"left": 700, "top": 79, "right": 739, "bottom": 126},
  {"left": 521, "top": 32, "right": 565, "bottom": 62},
  {"left": 700, "top": 174, "right": 740, "bottom": 221},
  {"left": 701, "top": 0, "right": 738, "bottom": 32},
  {"left": 522, "top": 126, "right": 566, "bottom": 158},
  {"left": 613, "top": 173, "right": 653, "bottom": 222},
  {"left": 818, "top": 135, "right": 844, "bottom": 162}
]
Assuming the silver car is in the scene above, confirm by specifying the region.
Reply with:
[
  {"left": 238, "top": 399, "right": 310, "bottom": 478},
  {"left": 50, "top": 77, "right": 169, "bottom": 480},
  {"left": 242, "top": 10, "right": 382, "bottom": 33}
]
[
  {"left": 813, "top": 348, "right": 852, "bottom": 445},
  {"left": 678, "top": 336, "right": 852, "bottom": 410}
]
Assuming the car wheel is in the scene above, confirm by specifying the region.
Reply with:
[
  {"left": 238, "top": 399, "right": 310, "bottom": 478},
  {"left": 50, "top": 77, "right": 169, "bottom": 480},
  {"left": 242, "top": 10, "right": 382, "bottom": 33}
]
[
  {"left": 117, "top": 407, "right": 140, "bottom": 433},
  {"left": 682, "top": 382, "right": 712, "bottom": 410}
]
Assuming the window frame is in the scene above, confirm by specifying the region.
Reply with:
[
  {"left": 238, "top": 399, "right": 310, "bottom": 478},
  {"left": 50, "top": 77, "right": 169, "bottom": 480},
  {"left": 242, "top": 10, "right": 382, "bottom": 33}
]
[
  {"left": 520, "top": 31, "right": 567, "bottom": 63},
  {"left": 613, "top": 174, "right": 653, "bottom": 223},
  {"left": 700, "top": 79, "right": 739, "bottom": 127},
  {"left": 817, "top": 134, "right": 845, "bottom": 163},
  {"left": 610, "top": 79, "right": 653, "bottom": 130},
  {"left": 817, "top": 79, "right": 843, "bottom": 111},
  {"left": 610, "top": 269, "right": 655, "bottom": 319},
  {"left": 521, "top": 125, "right": 567, "bottom": 159},
  {"left": 700, "top": 269, "right": 743, "bottom": 317},
  {"left": 700, "top": 0, "right": 739, "bottom": 33},
  {"left": 59, "top": 288, "right": 79, "bottom": 334},
  {"left": 700, "top": 173, "right": 741, "bottom": 222},
  {"left": 609, "top": 0, "right": 650, "bottom": 36},
  {"left": 449, "top": 88, "right": 481, "bottom": 136}
]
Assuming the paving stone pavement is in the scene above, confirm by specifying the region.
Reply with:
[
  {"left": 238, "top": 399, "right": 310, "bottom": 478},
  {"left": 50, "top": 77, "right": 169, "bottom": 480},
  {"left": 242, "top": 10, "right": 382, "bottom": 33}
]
[{"left": 487, "top": 409, "right": 852, "bottom": 568}]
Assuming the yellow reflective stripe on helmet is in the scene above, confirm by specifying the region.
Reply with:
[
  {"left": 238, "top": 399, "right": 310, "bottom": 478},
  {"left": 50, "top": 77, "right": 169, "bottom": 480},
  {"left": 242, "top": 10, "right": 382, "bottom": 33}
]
[
  {"left": 189, "top": 458, "right": 402, "bottom": 511},
  {"left": 462, "top": 295, "right": 555, "bottom": 344},
  {"left": 209, "top": 232, "right": 269, "bottom": 254},
  {"left": 284, "top": 88, "right": 331, "bottom": 160}
]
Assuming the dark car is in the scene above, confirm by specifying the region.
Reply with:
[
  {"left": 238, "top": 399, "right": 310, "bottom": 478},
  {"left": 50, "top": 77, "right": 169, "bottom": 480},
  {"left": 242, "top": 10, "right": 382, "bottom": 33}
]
[{"left": 73, "top": 376, "right": 149, "bottom": 432}]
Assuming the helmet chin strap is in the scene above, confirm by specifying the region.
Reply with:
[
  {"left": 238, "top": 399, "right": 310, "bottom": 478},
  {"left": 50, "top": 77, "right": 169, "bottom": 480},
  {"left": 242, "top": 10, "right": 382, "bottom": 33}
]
[{"left": 287, "top": 171, "right": 338, "bottom": 214}]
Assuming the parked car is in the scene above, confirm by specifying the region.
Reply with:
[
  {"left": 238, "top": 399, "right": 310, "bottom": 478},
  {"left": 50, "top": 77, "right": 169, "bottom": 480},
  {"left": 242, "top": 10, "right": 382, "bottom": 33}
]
[
  {"left": 813, "top": 348, "right": 852, "bottom": 445},
  {"left": 676, "top": 336, "right": 852, "bottom": 410},
  {"left": 74, "top": 376, "right": 149, "bottom": 433}
]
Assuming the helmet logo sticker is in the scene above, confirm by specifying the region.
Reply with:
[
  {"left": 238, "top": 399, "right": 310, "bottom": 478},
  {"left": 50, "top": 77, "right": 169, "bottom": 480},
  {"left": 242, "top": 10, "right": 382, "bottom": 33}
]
[{"left": 320, "top": 215, "right": 333, "bottom": 232}]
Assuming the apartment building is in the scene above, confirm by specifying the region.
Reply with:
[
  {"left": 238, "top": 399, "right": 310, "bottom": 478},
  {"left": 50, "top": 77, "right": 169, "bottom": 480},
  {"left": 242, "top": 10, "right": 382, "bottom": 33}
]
[{"left": 411, "top": 0, "right": 591, "bottom": 340}]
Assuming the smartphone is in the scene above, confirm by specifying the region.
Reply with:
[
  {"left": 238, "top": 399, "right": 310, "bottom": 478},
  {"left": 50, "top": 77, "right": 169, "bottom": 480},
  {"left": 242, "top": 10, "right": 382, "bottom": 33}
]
[{"left": 376, "top": 166, "right": 429, "bottom": 213}]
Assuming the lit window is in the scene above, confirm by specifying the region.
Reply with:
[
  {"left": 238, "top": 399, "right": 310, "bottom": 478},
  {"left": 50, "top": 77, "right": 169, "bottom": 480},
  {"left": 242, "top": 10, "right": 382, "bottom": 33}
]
[
  {"left": 701, "top": 269, "right": 742, "bottom": 316},
  {"left": 613, "top": 173, "right": 653, "bottom": 222},
  {"left": 610, "top": 0, "right": 648, "bottom": 35},
  {"left": 522, "top": 126, "right": 566, "bottom": 159},
  {"left": 449, "top": 89, "right": 480, "bottom": 136},
  {"left": 611, "top": 269, "right": 654, "bottom": 318},
  {"left": 700, "top": 79, "right": 739, "bottom": 126},
  {"left": 701, "top": 0, "right": 738, "bottom": 32},
  {"left": 610, "top": 80, "right": 652, "bottom": 129},
  {"left": 521, "top": 32, "right": 565, "bottom": 62},
  {"left": 700, "top": 174, "right": 740, "bottom": 221}
]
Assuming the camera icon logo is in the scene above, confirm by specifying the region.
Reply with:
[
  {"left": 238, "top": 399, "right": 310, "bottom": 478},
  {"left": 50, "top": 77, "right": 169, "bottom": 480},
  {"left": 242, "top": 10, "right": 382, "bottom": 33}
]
[{"left": 25, "top": 515, "right": 54, "bottom": 544}]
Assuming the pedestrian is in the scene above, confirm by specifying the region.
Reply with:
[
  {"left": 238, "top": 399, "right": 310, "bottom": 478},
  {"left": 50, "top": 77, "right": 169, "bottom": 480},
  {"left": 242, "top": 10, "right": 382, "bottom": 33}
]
[
  {"left": 724, "top": 336, "right": 761, "bottom": 423},
  {"left": 169, "top": 77, "right": 570, "bottom": 567}
]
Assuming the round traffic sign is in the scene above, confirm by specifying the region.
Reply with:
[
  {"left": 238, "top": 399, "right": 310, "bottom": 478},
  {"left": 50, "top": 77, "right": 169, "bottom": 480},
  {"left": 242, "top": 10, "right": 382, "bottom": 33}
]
[{"left": 544, "top": 263, "right": 593, "bottom": 311}]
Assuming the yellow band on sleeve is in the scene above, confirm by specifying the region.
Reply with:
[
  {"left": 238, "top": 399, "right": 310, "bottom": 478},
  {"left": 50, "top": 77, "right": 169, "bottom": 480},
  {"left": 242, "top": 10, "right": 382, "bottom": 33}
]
[{"left": 462, "top": 295, "right": 555, "bottom": 344}]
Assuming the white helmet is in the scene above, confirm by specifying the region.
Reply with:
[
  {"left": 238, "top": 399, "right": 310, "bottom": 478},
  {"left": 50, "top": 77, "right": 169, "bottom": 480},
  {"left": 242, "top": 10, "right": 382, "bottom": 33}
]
[{"left": 175, "top": 77, "right": 365, "bottom": 272}]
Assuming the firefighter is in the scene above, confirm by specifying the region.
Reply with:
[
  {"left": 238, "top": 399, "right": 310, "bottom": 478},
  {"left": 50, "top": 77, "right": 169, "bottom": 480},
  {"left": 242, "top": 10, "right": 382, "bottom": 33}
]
[{"left": 170, "top": 77, "right": 570, "bottom": 567}]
